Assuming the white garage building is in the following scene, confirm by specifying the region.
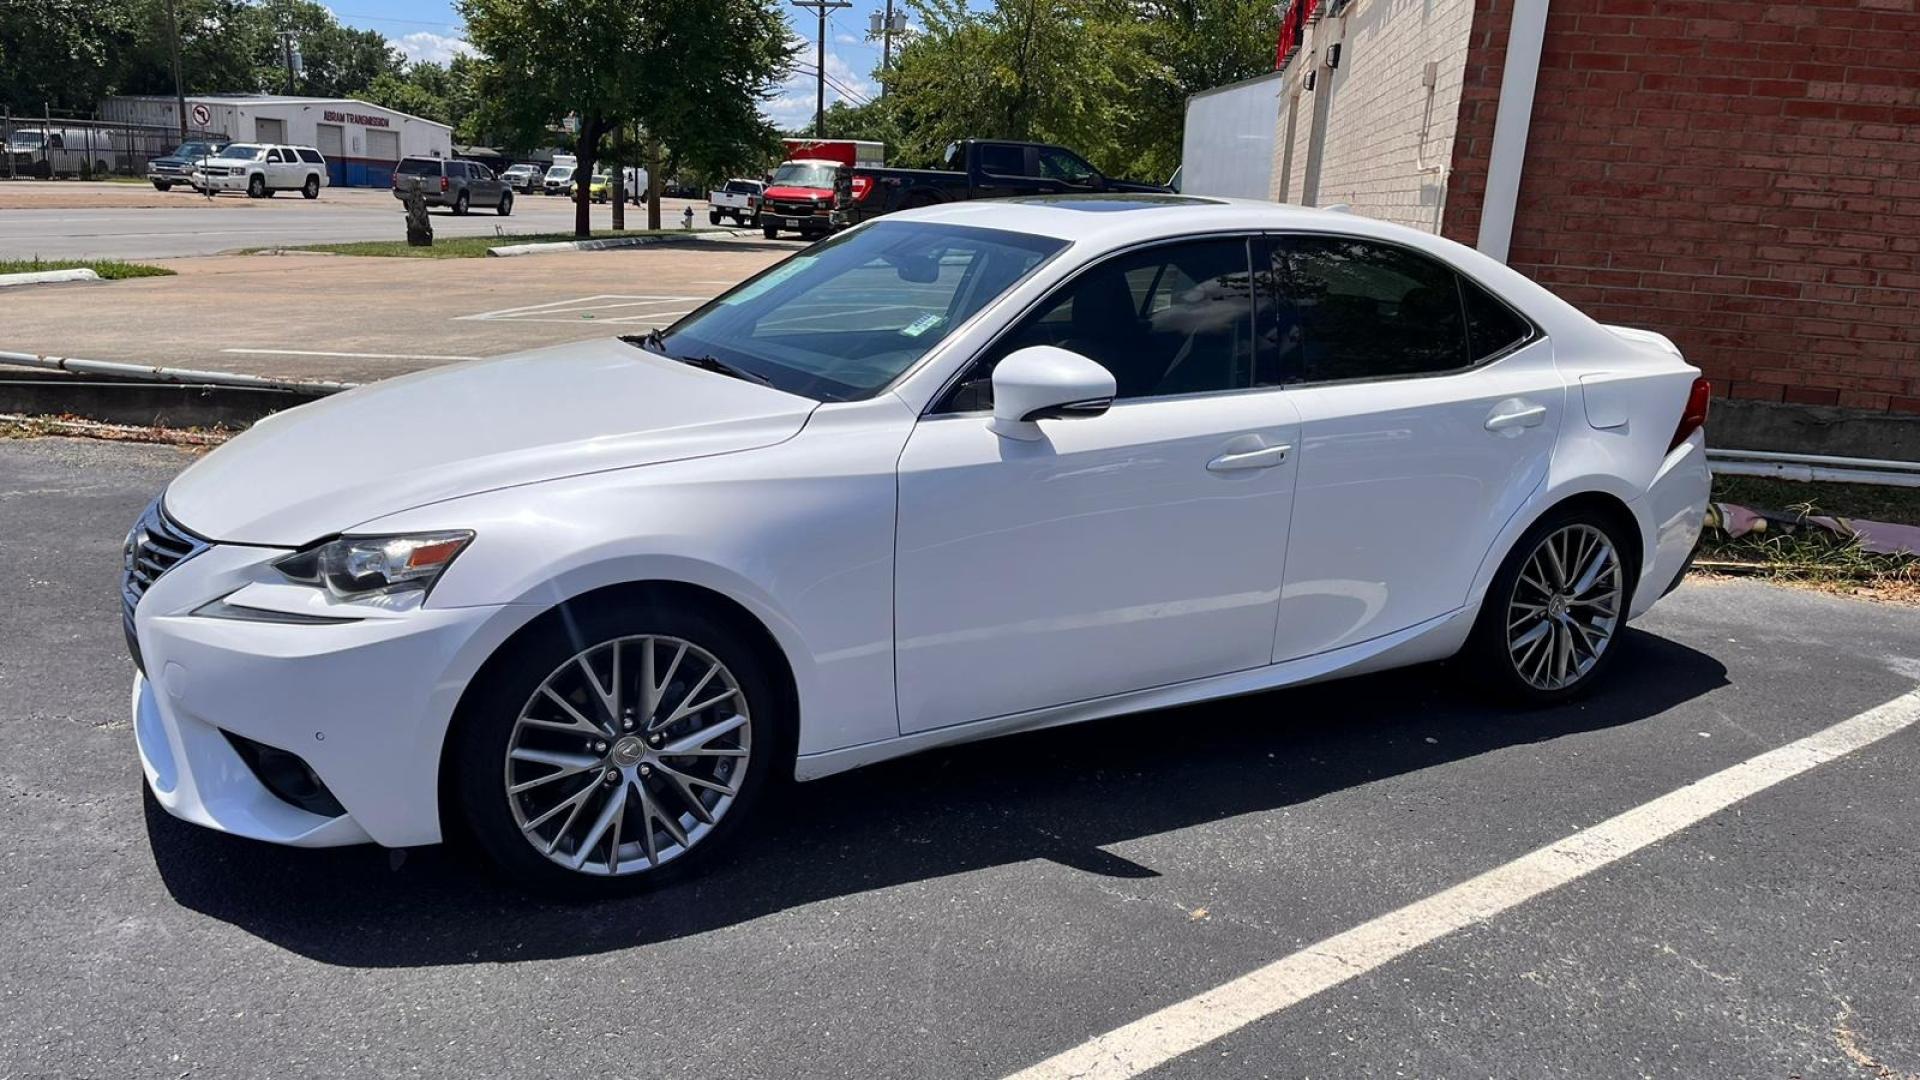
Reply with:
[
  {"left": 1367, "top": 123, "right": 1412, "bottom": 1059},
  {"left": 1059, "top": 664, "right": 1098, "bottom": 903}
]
[{"left": 99, "top": 94, "right": 452, "bottom": 188}]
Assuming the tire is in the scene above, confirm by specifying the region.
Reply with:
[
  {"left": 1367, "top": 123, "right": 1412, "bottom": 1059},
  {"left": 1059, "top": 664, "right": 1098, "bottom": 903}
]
[
  {"left": 709, "top": 209, "right": 722, "bottom": 225},
  {"left": 1463, "top": 505, "right": 1637, "bottom": 705},
  {"left": 152, "top": 180, "right": 171, "bottom": 191},
  {"left": 763, "top": 223, "right": 779, "bottom": 240},
  {"left": 450, "top": 596, "right": 781, "bottom": 897},
  {"left": 497, "top": 191, "right": 513, "bottom": 216},
  {"left": 247, "top": 173, "right": 266, "bottom": 198},
  {"left": 453, "top": 191, "right": 470, "bottom": 215},
  {"left": 302, "top": 175, "right": 320, "bottom": 199}
]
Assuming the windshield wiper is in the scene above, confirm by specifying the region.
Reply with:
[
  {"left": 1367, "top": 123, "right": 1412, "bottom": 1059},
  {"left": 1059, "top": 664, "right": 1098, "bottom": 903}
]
[{"left": 620, "top": 332, "right": 771, "bottom": 386}]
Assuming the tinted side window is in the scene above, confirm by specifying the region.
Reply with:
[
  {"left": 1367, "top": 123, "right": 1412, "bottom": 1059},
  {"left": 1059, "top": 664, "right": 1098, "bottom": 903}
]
[
  {"left": 974, "top": 143, "right": 1025, "bottom": 176},
  {"left": 1038, "top": 148, "right": 1096, "bottom": 183},
  {"left": 1265, "top": 236, "right": 1470, "bottom": 383},
  {"left": 1461, "top": 276, "right": 1531, "bottom": 360},
  {"left": 944, "top": 238, "right": 1256, "bottom": 411},
  {"left": 297, "top": 148, "right": 323, "bottom": 163}
]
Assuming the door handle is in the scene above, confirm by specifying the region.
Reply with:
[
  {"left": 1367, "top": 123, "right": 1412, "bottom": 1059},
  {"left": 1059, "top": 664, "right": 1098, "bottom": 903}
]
[
  {"left": 1485, "top": 400, "right": 1547, "bottom": 434},
  {"left": 1207, "top": 444, "right": 1291, "bottom": 472}
]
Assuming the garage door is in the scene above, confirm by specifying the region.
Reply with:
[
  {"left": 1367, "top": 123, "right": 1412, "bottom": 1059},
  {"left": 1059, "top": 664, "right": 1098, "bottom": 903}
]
[
  {"left": 254, "top": 116, "right": 286, "bottom": 143},
  {"left": 365, "top": 129, "right": 400, "bottom": 188},
  {"left": 315, "top": 123, "right": 346, "bottom": 187}
]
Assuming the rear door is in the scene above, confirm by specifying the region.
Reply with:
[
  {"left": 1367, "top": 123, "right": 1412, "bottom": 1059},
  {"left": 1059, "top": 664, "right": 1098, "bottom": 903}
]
[{"left": 1261, "top": 233, "right": 1561, "bottom": 661}]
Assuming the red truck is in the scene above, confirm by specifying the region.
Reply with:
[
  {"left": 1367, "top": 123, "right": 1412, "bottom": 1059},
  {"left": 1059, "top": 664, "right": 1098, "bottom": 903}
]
[{"left": 760, "top": 140, "right": 887, "bottom": 240}]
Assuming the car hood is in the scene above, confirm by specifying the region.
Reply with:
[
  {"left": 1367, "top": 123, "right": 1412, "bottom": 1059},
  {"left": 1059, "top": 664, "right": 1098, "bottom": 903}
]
[
  {"left": 164, "top": 339, "right": 818, "bottom": 546},
  {"left": 764, "top": 185, "right": 832, "bottom": 201}
]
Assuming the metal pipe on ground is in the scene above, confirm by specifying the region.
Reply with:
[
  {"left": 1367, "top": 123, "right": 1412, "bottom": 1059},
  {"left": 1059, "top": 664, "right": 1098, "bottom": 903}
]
[
  {"left": 0, "top": 350, "right": 354, "bottom": 395},
  {"left": 1707, "top": 448, "right": 1920, "bottom": 489}
]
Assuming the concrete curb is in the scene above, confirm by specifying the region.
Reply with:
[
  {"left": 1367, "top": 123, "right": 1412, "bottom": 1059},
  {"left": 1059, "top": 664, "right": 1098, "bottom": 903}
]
[
  {"left": 0, "top": 350, "right": 350, "bottom": 429},
  {"left": 487, "top": 230, "right": 751, "bottom": 257},
  {"left": 0, "top": 268, "right": 101, "bottom": 287}
]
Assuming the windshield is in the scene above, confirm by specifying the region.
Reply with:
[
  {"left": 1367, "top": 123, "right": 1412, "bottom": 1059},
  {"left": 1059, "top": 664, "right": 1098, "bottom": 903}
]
[
  {"left": 648, "top": 221, "right": 1067, "bottom": 401},
  {"left": 9, "top": 132, "right": 45, "bottom": 149},
  {"left": 170, "top": 142, "right": 222, "bottom": 159},
  {"left": 770, "top": 162, "right": 837, "bottom": 189},
  {"left": 213, "top": 144, "right": 266, "bottom": 160},
  {"left": 548, "top": 166, "right": 573, "bottom": 180}
]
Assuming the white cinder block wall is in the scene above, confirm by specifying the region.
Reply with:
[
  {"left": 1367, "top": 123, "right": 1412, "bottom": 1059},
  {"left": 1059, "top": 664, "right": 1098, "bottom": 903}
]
[{"left": 1270, "top": 0, "right": 1478, "bottom": 233}]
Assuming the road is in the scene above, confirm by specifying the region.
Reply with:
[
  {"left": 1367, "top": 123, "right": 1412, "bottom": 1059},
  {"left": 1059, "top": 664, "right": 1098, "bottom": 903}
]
[
  {"left": 3, "top": 434, "right": 1918, "bottom": 1078},
  {"left": 0, "top": 182, "right": 714, "bottom": 259}
]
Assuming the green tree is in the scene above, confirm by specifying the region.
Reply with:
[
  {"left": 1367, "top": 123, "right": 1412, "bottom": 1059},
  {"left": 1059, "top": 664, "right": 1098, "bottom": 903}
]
[
  {"left": 0, "top": 0, "right": 132, "bottom": 115},
  {"left": 461, "top": 0, "right": 791, "bottom": 236}
]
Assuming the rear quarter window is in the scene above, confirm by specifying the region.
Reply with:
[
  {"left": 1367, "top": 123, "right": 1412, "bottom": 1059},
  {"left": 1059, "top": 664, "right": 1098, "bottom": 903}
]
[{"left": 297, "top": 148, "right": 324, "bottom": 164}]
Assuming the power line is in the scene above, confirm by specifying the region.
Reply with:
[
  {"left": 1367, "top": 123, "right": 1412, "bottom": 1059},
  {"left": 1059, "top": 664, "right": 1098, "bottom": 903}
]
[
  {"left": 791, "top": 63, "right": 872, "bottom": 108},
  {"left": 791, "top": 0, "right": 852, "bottom": 136}
]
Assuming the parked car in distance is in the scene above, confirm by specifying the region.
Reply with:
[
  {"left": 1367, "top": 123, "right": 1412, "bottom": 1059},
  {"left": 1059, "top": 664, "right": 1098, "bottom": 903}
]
[
  {"left": 709, "top": 179, "right": 765, "bottom": 225},
  {"left": 833, "top": 139, "right": 1172, "bottom": 228},
  {"left": 392, "top": 156, "right": 514, "bottom": 216},
  {"left": 587, "top": 171, "right": 612, "bottom": 203},
  {"left": 6, "top": 126, "right": 123, "bottom": 177},
  {"left": 191, "top": 143, "right": 329, "bottom": 198},
  {"left": 758, "top": 159, "right": 841, "bottom": 240},
  {"left": 125, "top": 197, "right": 1711, "bottom": 895},
  {"left": 501, "top": 163, "right": 545, "bottom": 193},
  {"left": 146, "top": 140, "right": 229, "bottom": 191},
  {"left": 543, "top": 164, "right": 575, "bottom": 196}
]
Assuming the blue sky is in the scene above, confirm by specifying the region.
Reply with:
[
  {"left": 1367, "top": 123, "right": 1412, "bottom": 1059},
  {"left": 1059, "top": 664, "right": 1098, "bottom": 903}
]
[{"left": 332, "top": 0, "right": 901, "bottom": 131}]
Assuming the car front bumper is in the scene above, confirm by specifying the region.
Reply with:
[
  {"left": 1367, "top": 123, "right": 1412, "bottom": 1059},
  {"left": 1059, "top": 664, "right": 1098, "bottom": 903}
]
[
  {"left": 129, "top": 539, "right": 524, "bottom": 849},
  {"left": 193, "top": 172, "right": 251, "bottom": 192}
]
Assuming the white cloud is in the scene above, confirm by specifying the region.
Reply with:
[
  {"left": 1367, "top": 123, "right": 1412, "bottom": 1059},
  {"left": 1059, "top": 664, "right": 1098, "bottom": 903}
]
[
  {"left": 391, "top": 31, "right": 476, "bottom": 65},
  {"left": 765, "top": 37, "right": 878, "bottom": 130}
]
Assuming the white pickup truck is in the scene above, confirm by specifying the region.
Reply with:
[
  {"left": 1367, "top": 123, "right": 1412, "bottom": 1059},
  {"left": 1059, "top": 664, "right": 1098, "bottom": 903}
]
[{"left": 708, "top": 178, "right": 766, "bottom": 225}]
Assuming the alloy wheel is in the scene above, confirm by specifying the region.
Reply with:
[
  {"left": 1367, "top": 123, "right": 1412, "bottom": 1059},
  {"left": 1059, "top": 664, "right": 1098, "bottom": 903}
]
[
  {"left": 505, "top": 635, "right": 751, "bottom": 876},
  {"left": 1505, "top": 523, "right": 1623, "bottom": 691}
]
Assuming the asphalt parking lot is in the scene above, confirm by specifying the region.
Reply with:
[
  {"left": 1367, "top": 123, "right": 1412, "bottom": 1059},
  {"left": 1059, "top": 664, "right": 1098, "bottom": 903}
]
[
  {"left": 4, "top": 434, "right": 1918, "bottom": 1079},
  {"left": 0, "top": 181, "right": 716, "bottom": 259},
  {"left": 0, "top": 243, "right": 791, "bottom": 383}
]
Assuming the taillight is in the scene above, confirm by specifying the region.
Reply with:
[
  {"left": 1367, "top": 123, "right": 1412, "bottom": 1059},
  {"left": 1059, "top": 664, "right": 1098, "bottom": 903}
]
[
  {"left": 440, "top": 176, "right": 450, "bottom": 192},
  {"left": 1670, "top": 377, "right": 1710, "bottom": 450},
  {"left": 850, "top": 174, "right": 874, "bottom": 203}
]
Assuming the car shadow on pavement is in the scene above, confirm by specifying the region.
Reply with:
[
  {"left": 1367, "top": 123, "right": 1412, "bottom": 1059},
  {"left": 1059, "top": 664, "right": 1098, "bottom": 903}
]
[{"left": 146, "top": 629, "right": 1727, "bottom": 967}]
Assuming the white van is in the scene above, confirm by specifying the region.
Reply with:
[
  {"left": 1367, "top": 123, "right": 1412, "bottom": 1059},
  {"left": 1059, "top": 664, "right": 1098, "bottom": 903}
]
[{"left": 7, "top": 127, "right": 118, "bottom": 177}]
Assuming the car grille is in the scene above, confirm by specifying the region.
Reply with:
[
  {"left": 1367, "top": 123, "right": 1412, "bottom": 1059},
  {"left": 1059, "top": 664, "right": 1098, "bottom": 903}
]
[
  {"left": 121, "top": 498, "right": 210, "bottom": 672},
  {"left": 768, "top": 199, "right": 823, "bottom": 217}
]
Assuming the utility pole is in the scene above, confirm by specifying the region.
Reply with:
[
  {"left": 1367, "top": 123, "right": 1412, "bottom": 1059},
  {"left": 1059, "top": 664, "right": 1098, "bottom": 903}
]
[
  {"left": 869, "top": 2, "right": 905, "bottom": 96},
  {"left": 281, "top": 31, "right": 299, "bottom": 94},
  {"left": 792, "top": 0, "right": 851, "bottom": 137},
  {"left": 163, "top": 0, "right": 187, "bottom": 140}
]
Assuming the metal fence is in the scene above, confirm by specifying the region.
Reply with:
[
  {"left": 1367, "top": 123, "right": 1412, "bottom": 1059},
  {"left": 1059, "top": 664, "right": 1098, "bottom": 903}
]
[{"left": 3, "top": 108, "right": 229, "bottom": 181}]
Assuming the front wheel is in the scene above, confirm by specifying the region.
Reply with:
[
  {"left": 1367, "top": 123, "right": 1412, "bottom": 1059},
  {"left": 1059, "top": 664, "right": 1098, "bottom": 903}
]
[
  {"left": 1465, "top": 508, "right": 1636, "bottom": 704},
  {"left": 451, "top": 599, "right": 780, "bottom": 896},
  {"left": 246, "top": 174, "right": 266, "bottom": 198},
  {"left": 152, "top": 180, "right": 172, "bottom": 192},
  {"left": 497, "top": 191, "right": 513, "bottom": 216},
  {"left": 762, "top": 223, "right": 779, "bottom": 240},
  {"left": 453, "top": 191, "right": 470, "bottom": 215}
]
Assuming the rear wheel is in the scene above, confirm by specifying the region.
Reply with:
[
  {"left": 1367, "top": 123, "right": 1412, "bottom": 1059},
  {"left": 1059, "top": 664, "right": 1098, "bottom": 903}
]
[
  {"left": 709, "top": 209, "right": 722, "bottom": 225},
  {"left": 1465, "top": 507, "right": 1636, "bottom": 704},
  {"left": 451, "top": 599, "right": 780, "bottom": 896},
  {"left": 302, "top": 175, "right": 320, "bottom": 199}
]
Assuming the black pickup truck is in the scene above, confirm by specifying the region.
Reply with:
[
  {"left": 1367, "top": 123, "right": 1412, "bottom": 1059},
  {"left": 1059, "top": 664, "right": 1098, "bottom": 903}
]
[{"left": 831, "top": 139, "right": 1173, "bottom": 228}]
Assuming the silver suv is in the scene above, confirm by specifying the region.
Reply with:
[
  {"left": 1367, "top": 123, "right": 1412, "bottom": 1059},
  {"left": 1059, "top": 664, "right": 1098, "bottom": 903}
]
[{"left": 391, "top": 157, "right": 514, "bottom": 216}]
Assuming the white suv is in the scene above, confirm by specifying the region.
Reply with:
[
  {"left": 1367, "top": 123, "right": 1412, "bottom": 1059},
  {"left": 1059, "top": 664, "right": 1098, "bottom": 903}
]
[{"left": 192, "top": 143, "right": 330, "bottom": 199}]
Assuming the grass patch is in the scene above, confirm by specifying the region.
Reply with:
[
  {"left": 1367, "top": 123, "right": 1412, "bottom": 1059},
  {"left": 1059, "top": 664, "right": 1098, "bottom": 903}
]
[
  {"left": 0, "top": 257, "right": 174, "bottom": 280},
  {"left": 1698, "top": 474, "right": 1920, "bottom": 600},
  {"left": 251, "top": 230, "right": 691, "bottom": 258}
]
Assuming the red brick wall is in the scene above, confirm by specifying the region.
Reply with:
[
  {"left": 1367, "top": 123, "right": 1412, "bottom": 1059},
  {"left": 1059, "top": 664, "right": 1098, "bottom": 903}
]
[{"left": 1440, "top": 0, "right": 1920, "bottom": 413}]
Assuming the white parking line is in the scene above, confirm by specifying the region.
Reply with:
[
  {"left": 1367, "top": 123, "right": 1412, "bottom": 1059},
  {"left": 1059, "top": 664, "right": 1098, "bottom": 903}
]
[
  {"left": 1004, "top": 686, "right": 1920, "bottom": 1080},
  {"left": 453, "top": 294, "right": 702, "bottom": 322},
  {"left": 221, "top": 348, "right": 482, "bottom": 362}
]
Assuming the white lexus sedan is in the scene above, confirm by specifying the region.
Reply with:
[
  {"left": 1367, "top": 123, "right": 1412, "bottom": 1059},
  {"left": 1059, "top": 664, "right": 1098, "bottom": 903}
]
[{"left": 124, "top": 196, "right": 1711, "bottom": 893}]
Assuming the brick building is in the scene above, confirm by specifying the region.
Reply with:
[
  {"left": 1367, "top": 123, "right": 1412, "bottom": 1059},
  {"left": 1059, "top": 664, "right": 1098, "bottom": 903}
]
[{"left": 1265, "top": 0, "right": 1920, "bottom": 455}]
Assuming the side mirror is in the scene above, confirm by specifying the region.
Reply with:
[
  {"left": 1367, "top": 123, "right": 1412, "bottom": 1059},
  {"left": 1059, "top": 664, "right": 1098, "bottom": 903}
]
[{"left": 989, "top": 346, "right": 1116, "bottom": 441}]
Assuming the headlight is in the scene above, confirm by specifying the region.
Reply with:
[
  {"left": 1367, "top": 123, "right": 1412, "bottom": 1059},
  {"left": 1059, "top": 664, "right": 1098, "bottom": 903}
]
[{"left": 273, "top": 531, "right": 473, "bottom": 599}]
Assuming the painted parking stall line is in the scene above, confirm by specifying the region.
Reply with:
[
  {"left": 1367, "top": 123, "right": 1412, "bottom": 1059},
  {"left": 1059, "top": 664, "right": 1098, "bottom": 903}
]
[
  {"left": 1004, "top": 686, "right": 1920, "bottom": 1080},
  {"left": 454, "top": 294, "right": 704, "bottom": 327}
]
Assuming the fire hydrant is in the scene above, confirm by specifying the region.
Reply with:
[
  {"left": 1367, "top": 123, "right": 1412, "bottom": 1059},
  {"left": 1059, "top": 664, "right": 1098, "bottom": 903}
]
[{"left": 681, "top": 206, "right": 694, "bottom": 230}]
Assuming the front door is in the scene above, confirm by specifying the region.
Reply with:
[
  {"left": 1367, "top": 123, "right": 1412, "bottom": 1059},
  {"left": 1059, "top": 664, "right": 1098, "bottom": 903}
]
[
  {"left": 1260, "top": 234, "right": 1564, "bottom": 661},
  {"left": 895, "top": 236, "right": 1300, "bottom": 733}
]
